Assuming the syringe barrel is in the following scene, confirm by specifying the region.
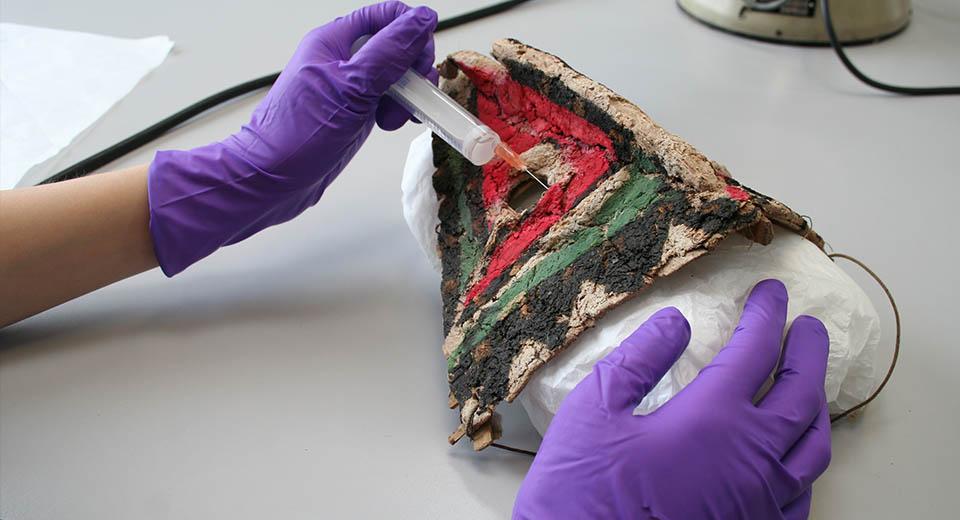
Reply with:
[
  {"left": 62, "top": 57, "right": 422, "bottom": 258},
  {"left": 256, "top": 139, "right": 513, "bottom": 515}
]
[{"left": 387, "top": 69, "right": 500, "bottom": 166}]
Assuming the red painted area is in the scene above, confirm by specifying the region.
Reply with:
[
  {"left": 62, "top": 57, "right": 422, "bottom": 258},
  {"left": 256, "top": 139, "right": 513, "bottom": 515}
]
[
  {"left": 455, "top": 61, "right": 617, "bottom": 305},
  {"left": 725, "top": 185, "right": 750, "bottom": 201}
]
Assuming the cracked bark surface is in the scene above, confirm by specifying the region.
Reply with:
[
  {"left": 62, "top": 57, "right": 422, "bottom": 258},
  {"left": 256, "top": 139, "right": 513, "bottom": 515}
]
[{"left": 432, "top": 39, "right": 824, "bottom": 449}]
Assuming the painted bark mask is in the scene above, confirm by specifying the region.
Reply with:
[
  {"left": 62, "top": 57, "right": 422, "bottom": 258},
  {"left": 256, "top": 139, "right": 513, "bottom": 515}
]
[{"left": 433, "top": 39, "right": 823, "bottom": 450}]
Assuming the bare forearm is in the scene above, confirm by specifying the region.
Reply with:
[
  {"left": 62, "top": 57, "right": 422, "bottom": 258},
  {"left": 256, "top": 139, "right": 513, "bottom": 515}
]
[{"left": 0, "top": 165, "right": 158, "bottom": 326}]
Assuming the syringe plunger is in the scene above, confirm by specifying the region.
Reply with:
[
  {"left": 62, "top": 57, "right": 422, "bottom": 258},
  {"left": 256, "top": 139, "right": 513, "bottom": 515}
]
[
  {"left": 386, "top": 68, "right": 505, "bottom": 166},
  {"left": 351, "top": 35, "right": 528, "bottom": 169}
]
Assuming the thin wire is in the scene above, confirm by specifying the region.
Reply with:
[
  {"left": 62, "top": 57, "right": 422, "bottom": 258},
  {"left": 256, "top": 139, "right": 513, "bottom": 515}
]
[
  {"left": 490, "top": 442, "right": 537, "bottom": 457},
  {"left": 40, "top": 0, "right": 536, "bottom": 185},
  {"left": 822, "top": 0, "right": 960, "bottom": 96},
  {"left": 828, "top": 253, "right": 901, "bottom": 423},
  {"left": 524, "top": 168, "right": 549, "bottom": 190}
]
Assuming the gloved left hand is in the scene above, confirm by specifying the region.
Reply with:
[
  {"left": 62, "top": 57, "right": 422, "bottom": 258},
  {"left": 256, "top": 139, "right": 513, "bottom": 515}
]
[
  {"left": 148, "top": 1, "right": 438, "bottom": 275},
  {"left": 513, "top": 280, "right": 832, "bottom": 520}
]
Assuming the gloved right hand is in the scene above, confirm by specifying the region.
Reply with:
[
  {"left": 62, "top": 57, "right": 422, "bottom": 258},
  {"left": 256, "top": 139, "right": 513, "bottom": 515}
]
[
  {"left": 148, "top": 2, "right": 438, "bottom": 276},
  {"left": 514, "top": 279, "right": 832, "bottom": 520}
]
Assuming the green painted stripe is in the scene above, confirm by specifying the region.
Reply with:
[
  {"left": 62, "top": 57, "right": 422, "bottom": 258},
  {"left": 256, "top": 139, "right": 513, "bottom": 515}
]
[
  {"left": 456, "top": 188, "right": 481, "bottom": 293},
  {"left": 447, "top": 167, "right": 662, "bottom": 370},
  {"left": 443, "top": 150, "right": 483, "bottom": 294}
]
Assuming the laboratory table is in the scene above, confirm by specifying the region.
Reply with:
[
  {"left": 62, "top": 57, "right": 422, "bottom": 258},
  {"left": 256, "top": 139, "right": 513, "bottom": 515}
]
[{"left": 1, "top": 1, "right": 958, "bottom": 518}]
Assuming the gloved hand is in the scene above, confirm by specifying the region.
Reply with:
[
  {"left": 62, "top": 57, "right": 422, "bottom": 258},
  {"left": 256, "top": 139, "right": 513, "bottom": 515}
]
[
  {"left": 148, "top": 1, "right": 438, "bottom": 275},
  {"left": 514, "top": 279, "right": 832, "bottom": 520}
]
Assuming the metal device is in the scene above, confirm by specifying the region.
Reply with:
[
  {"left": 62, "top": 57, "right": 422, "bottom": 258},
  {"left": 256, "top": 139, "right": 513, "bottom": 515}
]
[{"left": 677, "top": 0, "right": 912, "bottom": 45}]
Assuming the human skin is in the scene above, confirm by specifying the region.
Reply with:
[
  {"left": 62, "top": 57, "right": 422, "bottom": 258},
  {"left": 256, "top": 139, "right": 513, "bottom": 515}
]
[
  {"left": 0, "top": 1, "right": 437, "bottom": 327},
  {"left": 0, "top": 165, "right": 156, "bottom": 326}
]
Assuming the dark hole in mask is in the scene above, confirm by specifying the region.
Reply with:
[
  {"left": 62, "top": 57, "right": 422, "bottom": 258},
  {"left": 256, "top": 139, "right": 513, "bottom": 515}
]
[{"left": 507, "top": 173, "right": 549, "bottom": 213}]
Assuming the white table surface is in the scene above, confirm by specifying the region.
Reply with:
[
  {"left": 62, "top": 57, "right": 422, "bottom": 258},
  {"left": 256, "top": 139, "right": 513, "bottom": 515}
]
[{"left": 2, "top": 1, "right": 958, "bottom": 518}]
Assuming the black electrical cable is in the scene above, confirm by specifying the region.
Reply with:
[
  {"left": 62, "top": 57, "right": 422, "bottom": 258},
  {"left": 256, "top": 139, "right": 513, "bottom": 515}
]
[
  {"left": 40, "top": 0, "right": 956, "bottom": 185},
  {"left": 40, "top": 73, "right": 280, "bottom": 184},
  {"left": 436, "top": 0, "right": 530, "bottom": 31},
  {"left": 40, "top": 0, "right": 534, "bottom": 185},
  {"left": 822, "top": 0, "right": 960, "bottom": 96}
]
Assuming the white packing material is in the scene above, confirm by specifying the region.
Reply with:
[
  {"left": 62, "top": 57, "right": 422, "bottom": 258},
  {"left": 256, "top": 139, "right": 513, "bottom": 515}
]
[
  {"left": 401, "top": 131, "right": 444, "bottom": 274},
  {"left": 401, "top": 130, "right": 881, "bottom": 436},
  {"left": 0, "top": 23, "right": 174, "bottom": 190}
]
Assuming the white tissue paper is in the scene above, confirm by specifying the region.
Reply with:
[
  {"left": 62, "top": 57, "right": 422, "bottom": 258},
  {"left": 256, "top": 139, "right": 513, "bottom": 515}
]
[
  {"left": 0, "top": 23, "right": 174, "bottom": 189},
  {"left": 402, "top": 131, "right": 882, "bottom": 436}
]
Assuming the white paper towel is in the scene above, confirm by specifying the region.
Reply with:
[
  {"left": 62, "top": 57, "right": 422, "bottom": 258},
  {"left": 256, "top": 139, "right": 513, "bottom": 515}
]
[
  {"left": 0, "top": 23, "right": 174, "bottom": 189},
  {"left": 401, "top": 131, "right": 881, "bottom": 436}
]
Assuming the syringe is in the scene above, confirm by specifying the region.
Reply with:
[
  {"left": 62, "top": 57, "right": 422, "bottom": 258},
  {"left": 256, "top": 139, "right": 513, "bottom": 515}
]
[{"left": 352, "top": 37, "right": 547, "bottom": 189}]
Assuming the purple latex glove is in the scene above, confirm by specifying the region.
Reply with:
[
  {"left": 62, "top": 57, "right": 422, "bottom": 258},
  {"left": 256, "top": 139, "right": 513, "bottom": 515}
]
[
  {"left": 148, "top": 2, "right": 438, "bottom": 275},
  {"left": 514, "top": 280, "right": 831, "bottom": 520}
]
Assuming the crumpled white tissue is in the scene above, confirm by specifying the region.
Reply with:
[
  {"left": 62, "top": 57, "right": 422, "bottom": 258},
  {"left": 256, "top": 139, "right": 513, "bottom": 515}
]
[
  {"left": 402, "top": 131, "right": 444, "bottom": 273},
  {"left": 0, "top": 23, "right": 174, "bottom": 189},
  {"left": 401, "top": 130, "right": 881, "bottom": 436}
]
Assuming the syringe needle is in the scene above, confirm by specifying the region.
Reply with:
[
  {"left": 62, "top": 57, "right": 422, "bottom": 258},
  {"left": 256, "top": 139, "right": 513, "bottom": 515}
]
[
  {"left": 353, "top": 36, "right": 550, "bottom": 179},
  {"left": 524, "top": 168, "right": 549, "bottom": 190},
  {"left": 493, "top": 142, "right": 549, "bottom": 190}
]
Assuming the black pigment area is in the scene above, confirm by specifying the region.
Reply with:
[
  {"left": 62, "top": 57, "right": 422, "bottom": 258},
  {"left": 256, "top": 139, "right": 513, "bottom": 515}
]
[
  {"left": 433, "top": 137, "right": 488, "bottom": 334},
  {"left": 448, "top": 183, "right": 755, "bottom": 410},
  {"left": 500, "top": 57, "right": 635, "bottom": 164},
  {"left": 437, "top": 52, "right": 762, "bottom": 416}
]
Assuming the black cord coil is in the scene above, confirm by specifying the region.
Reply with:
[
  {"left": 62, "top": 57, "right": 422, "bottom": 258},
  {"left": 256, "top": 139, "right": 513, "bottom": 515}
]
[{"left": 822, "top": 0, "right": 960, "bottom": 96}]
